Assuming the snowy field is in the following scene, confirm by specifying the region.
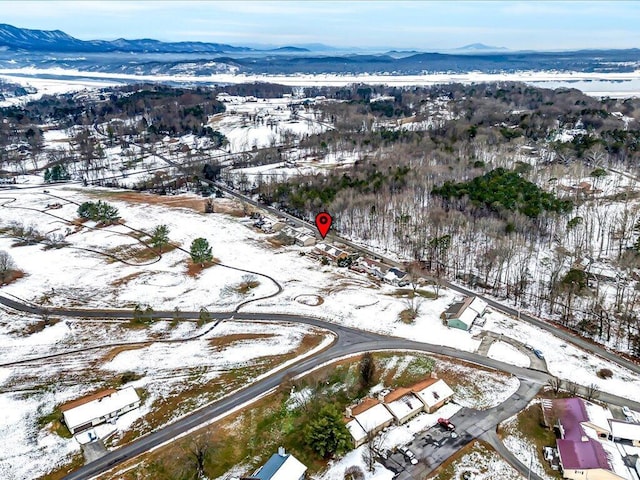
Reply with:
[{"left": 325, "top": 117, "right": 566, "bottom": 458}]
[
  {"left": 487, "top": 342, "right": 530, "bottom": 368},
  {"left": 2, "top": 184, "right": 640, "bottom": 403},
  {"left": 3, "top": 67, "right": 640, "bottom": 97},
  {"left": 4, "top": 184, "right": 640, "bottom": 478},
  {"left": 0, "top": 313, "right": 327, "bottom": 480},
  {"left": 484, "top": 312, "right": 640, "bottom": 400}
]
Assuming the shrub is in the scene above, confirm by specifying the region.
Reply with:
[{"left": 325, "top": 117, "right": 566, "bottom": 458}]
[
  {"left": 344, "top": 466, "right": 365, "bottom": 480},
  {"left": 597, "top": 368, "right": 613, "bottom": 379}
]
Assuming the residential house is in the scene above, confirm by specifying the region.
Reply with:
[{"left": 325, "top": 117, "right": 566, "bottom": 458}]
[
  {"left": 344, "top": 398, "right": 394, "bottom": 447},
  {"left": 281, "top": 226, "right": 316, "bottom": 247},
  {"left": 379, "top": 388, "right": 424, "bottom": 424},
  {"left": 313, "top": 243, "right": 348, "bottom": 262},
  {"left": 384, "top": 267, "right": 409, "bottom": 286},
  {"left": 61, "top": 386, "right": 141, "bottom": 435},
  {"left": 251, "top": 447, "right": 306, "bottom": 480},
  {"left": 542, "top": 398, "right": 632, "bottom": 480},
  {"left": 412, "top": 377, "right": 455, "bottom": 413},
  {"left": 356, "top": 257, "right": 386, "bottom": 280},
  {"left": 443, "top": 296, "right": 488, "bottom": 331}
]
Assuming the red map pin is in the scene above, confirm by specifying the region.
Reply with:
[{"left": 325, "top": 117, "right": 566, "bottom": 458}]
[{"left": 315, "top": 212, "right": 332, "bottom": 239}]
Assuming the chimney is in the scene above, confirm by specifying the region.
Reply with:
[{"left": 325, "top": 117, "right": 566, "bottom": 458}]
[
  {"left": 431, "top": 371, "right": 438, "bottom": 379},
  {"left": 278, "top": 446, "right": 286, "bottom": 457}
]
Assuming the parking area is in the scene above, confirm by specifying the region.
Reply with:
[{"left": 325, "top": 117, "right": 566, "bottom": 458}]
[{"left": 381, "top": 409, "right": 475, "bottom": 479}]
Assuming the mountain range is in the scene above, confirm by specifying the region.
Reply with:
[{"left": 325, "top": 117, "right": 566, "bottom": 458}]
[
  {"left": 0, "top": 23, "right": 306, "bottom": 54},
  {"left": 0, "top": 23, "right": 639, "bottom": 77}
]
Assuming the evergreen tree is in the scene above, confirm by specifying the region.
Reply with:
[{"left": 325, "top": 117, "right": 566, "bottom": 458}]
[
  {"left": 190, "top": 238, "right": 213, "bottom": 266},
  {"left": 150, "top": 225, "right": 170, "bottom": 252},
  {"left": 304, "top": 404, "right": 351, "bottom": 458}
]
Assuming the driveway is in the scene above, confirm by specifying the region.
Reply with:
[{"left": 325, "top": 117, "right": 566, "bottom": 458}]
[{"left": 386, "top": 378, "right": 543, "bottom": 479}]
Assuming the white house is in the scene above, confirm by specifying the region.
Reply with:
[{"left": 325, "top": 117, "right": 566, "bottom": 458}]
[
  {"left": 345, "top": 398, "right": 394, "bottom": 447},
  {"left": 413, "top": 378, "right": 455, "bottom": 413},
  {"left": 61, "top": 387, "right": 141, "bottom": 435},
  {"left": 252, "top": 447, "right": 306, "bottom": 480}
]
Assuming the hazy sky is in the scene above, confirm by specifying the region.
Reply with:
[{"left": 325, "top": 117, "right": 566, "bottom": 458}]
[{"left": 2, "top": 1, "right": 640, "bottom": 51}]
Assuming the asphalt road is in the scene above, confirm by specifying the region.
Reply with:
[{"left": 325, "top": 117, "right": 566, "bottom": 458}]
[
  {"left": 212, "top": 182, "right": 640, "bottom": 377},
  {"left": 393, "top": 379, "right": 545, "bottom": 480},
  {"left": 3, "top": 294, "right": 640, "bottom": 480}
]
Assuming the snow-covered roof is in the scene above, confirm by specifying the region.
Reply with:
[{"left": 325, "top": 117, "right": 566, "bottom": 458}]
[
  {"left": 468, "top": 297, "right": 487, "bottom": 315},
  {"left": 346, "top": 401, "right": 394, "bottom": 443},
  {"left": 345, "top": 419, "right": 367, "bottom": 443},
  {"left": 62, "top": 387, "right": 140, "bottom": 431},
  {"left": 414, "top": 379, "right": 454, "bottom": 408},
  {"left": 584, "top": 401, "right": 612, "bottom": 433},
  {"left": 355, "top": 403, "right": 394, "bottom": 431},
  {"left": 609, "top": 420, "right": 640, "bottom": 441},
  {"left": 254, "top": 452, "right": 307, "bottom": 480},
  {"left": 385, "top": 393, "right": 423, "bottom": 420},
  {"left": 458, "top": 307, "right": 478, "bottom": 327}
]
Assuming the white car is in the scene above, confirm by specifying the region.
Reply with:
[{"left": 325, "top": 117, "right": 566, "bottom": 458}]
[
  {"left": 398, "top": 446, "right": 419, "bottom": 465},
  {"left": 622, "top": 406, "right": 632, "bottom": 417}
]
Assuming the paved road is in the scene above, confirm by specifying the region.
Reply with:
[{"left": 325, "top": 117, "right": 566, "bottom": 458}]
[
  {"left": 211, "top": 182, "right": 640, "bottom": 378},
  {"left": 392, "top": 379, "right": 545, "bottom": 480},
  {"left": 3, "top": 295, "right": 640, "bottom": 479}
]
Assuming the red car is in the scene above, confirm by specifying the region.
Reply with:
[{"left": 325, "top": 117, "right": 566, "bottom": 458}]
[{"left": 438, "top": 418, "right": 456, "bottom": 431}]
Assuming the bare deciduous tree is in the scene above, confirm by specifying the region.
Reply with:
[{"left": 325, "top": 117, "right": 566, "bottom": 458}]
[{"left": 0, "top": 250, "right": 16, "bottom": 284}]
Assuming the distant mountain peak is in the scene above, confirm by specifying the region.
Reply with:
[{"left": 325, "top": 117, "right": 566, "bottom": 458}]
[{"left": 455, "top": 43, "right": 508, "bottom": 51}]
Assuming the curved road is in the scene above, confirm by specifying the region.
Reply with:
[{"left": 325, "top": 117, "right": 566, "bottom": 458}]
[
  {"left": 211, "top": 182, "right": 640, "bottom": 375},
  {"left": 2, "top": 296, "right": 640, "bottom": 479}
]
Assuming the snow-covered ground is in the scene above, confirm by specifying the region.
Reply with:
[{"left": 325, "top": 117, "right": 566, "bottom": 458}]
[
  {"left": 487, "top": 342, "right": 530, "bottom": 368},
  {"left": 0, "top": 74, "right": 121, "bottom": 107},
  {"left": 0, "top": 312, "right": 326, "bottom": 480},
  {"left": 3, "top": 67, "right": 640, "bottom": 97},
  {"left": 316, "top": 447, "right": 394, "bottom": 480},
  {"left": 4, "top": 184, "right": 640, "bottom": 478},
  {"left": 500, "top": 401, "right": 554, "bottom": 480},
  {"left": 3, "top": 185, "right": 639, "bottom": 404},
  {"left": 484, "top": 312, "right": 640, "bottom": 400},
  {"left": 426, "top": 441, "right": 524, "bottom": 480}
]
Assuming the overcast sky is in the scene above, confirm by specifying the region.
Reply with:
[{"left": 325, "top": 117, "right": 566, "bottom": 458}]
[{"left": 2, "top": 1, "right": 640, "bottom": 51}]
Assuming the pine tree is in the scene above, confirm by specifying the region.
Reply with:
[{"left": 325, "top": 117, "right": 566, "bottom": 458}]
[
  {"left": 150, "top": 225, "right": 170, "bottom": 252},
  {"left": 190, "top": 238, "right": 213, "bottom": 266}
]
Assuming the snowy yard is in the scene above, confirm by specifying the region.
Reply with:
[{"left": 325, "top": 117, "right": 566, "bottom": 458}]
[
  {"left": 427, "top": 441, "right": 524, "bottom": 480},
  {"left": 0, "top": 313, "right": 328, "bottom": 480},
  {"left": 487, "top": 341, "right": 530, "bottom": 368}
]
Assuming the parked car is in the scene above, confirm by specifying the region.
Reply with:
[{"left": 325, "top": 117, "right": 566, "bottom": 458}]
[
  {"left": 398, "top": 446, "right": 418, "bottom": 465},
  {"left": 622, "top": 406, "right": 632, "bottom": 417},
  {"left": 543, "top": 446, "right": 554, "bottom": 462},
  {"left": 533, "top": 349, "right": 545, "bottom": 359},
  {"left": 438, "top": 418, "right": 456, "bottom": 431}
]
